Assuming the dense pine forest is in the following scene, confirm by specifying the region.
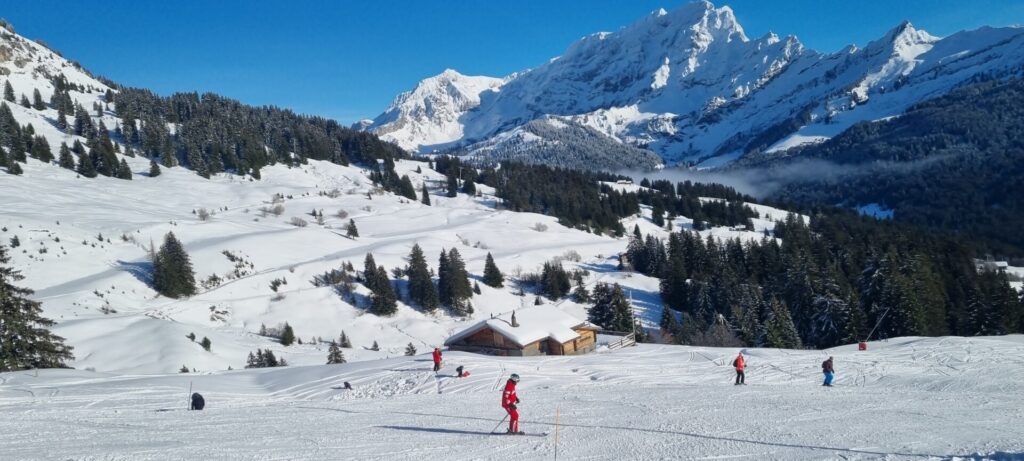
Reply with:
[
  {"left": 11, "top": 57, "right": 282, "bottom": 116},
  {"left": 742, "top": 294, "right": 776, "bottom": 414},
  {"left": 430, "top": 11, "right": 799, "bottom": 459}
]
[
  {"left": 625, "top": 207, "right": 1024, "bottom": 349},
  {"left": 110, "top": 86, "right": 405, "bottom": 177},
  {"left": 763, "top": 77, "right": 1024, "bottom": 258}
]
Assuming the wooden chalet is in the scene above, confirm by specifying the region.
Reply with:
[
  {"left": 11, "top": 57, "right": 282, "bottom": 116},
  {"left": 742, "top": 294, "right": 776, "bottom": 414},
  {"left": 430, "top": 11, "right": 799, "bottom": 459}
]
[{"left": 444, "top": 307, "right": 599, "bottom": 356}]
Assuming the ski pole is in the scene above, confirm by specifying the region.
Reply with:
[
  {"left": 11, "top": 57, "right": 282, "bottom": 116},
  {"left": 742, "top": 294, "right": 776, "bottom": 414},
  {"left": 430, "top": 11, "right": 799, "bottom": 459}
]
[{"left": 490, "top": 413, "right": 509, "bottom": 434}]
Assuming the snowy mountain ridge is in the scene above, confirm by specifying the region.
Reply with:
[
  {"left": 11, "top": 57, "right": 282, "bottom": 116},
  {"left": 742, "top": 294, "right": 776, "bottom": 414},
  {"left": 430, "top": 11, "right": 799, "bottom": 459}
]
[{"left": 363, "top": 1, "right": 1024, "bottom": 167}]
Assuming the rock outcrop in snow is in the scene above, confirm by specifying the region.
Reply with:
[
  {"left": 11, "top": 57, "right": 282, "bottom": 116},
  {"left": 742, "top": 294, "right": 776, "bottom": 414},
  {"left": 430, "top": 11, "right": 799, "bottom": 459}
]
[{"left": 365, "top": 1, "right": 1024, "bottom": 167}]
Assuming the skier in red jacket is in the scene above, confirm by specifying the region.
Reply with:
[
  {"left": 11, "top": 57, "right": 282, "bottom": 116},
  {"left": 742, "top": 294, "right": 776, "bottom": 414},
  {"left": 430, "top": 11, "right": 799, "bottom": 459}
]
[
  {"left": 432, "top": 347, "right": 442, "bottom": 373},
  {"left": 501, "top": 373, "right": 522, "bottom": 434}
]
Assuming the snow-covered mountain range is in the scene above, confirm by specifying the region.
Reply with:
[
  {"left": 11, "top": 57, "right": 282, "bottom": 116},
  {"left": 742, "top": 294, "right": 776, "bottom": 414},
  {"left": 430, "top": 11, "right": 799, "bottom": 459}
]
[{"left": 362, "top": 1, "right": 1024, "bottom": 167}]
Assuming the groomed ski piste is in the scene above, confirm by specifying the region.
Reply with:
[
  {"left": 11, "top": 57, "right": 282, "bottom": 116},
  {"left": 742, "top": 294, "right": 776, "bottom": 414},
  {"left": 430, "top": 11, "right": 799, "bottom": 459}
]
[{"left": 2, "top": 336, "right": 1023, "bottom": 460}]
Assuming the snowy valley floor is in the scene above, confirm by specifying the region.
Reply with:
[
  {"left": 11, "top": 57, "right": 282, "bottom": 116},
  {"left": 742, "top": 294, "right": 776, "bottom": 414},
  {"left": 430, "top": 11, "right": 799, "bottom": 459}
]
[{"left": 2, "top": 336, "right": 1023, "bottom": 460}]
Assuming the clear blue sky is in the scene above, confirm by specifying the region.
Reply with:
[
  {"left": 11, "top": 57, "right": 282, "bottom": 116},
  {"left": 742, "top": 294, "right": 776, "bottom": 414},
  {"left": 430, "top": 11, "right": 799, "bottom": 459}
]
[{"left": 4, "top": 0, "right": 1022, "bottom": 124}]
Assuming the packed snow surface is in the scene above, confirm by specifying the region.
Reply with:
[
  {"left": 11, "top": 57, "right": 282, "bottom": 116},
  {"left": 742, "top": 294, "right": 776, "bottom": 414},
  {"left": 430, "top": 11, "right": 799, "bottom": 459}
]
[{"left": 2, "top": 336, "right": 1023, "bottom": 460}]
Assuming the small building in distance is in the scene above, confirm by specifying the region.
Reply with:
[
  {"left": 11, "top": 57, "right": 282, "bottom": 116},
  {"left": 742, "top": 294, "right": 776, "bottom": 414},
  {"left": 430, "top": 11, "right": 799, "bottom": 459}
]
[{"left": 444, "top": 307, "right": 599, "bottom": 356}]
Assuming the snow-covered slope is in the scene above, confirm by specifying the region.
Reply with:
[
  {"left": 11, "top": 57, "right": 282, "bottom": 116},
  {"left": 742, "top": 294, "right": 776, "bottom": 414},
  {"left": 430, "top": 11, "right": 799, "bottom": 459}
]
[
  {"left": 2, "top": 336, "right": 1022, "bottom": 459},
  {"left": 0, "top": 25, "right": 117, "bottom": 155},
  {"left": 456, "top": 117, "right": 664, "bottom": 171},
  {"left": 365, "top": 1, "right": 1024, "bottom": 167}
]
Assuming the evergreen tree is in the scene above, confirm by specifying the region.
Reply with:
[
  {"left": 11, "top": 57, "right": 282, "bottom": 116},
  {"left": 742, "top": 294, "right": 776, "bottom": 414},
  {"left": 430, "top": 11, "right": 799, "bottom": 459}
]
[
  {"left": 406, "top": 244, "right": 439, "bottom": 312},
  {"left": 368, "top": 264, "right": 398, "bottom": 316},
  {"left": 19, "top": 94, "right": 30, "bottom": 109},
  {"left": 0, "top": 244, "right": 74, "bottom": 371},
  {"left": 764, "top": 299, "right": 802, "bottom": 349},
  {"left": 482, "top": 253, "right": 504, "bottom": 288},
  {"left": 370, "top": 340, "right": 380, "bottom": 351},
  {"left": 404, "top": 342, "right": 417, "bottom": 356},
  {"left": 76, "top": 149, "right": 97, "bottom": 178},
  {"left": 462, "top": 177, "right": 476, "bottom": 195},
  {"left": 346, "top": 219, "right": 359, "bottom": 238},
  {"left": 398, "top": 175, "right": 417, "bottom": 200},
  {"left": 117, "top": 158, "right": 133, "bottom": 180},
  {"left": 7, "top": 162, "right": 22, "bottom": 175},
  {"left": 363, "top": 254, "right": 398, "bottom": 316},
  {"left": 56, "top": 105, "right": 68, "bottom": 132},
  {"left": 420, "top": 183, "right": 431, "bottom": 205},
  {"left": 149, "top": 159, "right": 161, "bottom": 177},
  {"left": 446, "top": 173, "right": 458, "bottom": 197},
  {"left": 32, "top": 89, "right": 45, "bottom": 111},
  {"left": 473, "top": 281, "right": 482, "bottom": 295},
  {"left": 200, "top": 337, "right": 211, "bottom": 351},
  {"left": 280, "top": 322, "right": 295, "bottom": 346},
  {"left": 152, "top": 232, "right": 197, "bottom": 298},
  {"left": 588, "top": 283, "right": 634, "bottom": 332},
  {"left": 2, "top": 81, "right": 13, "bottom": 102},
  {"left": 326, "top": 342, "right": 346, "bottom": 364},
  {"left": 572, "top": 279, "right": 591, "bottom": 303},
  {"left": 29, "top": 136, "right": 52, "bottom": 162},
  {"left": 443, "top": 248, "right": 473, "bottom": 315},
  {"left": 339, "top": 331, "right": 352, "bottom": 348},
  {"left": 57, "top": 142, "right": 74, "bottom": 170},
  {"left": 540, "top": 261, "right": 572, "bottom": 300}
]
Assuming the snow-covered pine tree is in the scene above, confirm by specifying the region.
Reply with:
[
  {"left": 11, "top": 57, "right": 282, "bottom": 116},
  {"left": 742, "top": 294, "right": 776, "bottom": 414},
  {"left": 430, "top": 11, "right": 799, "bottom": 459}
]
[
  {"left": 444, "top": 248, "right": 473, "bottom": 316},
  {"left": 326, "top": 342, "right": 346, "bottom": 364},
  {"left": 764, "top": 298, "right": 802, "bottom": 349},
  {"left": 339, "top": 331, "right": 352, "bottom": 348},
  {"left": 445, "top": 173, "right": 458, "bottom": 197},
  {"left": 588, "top": 282, "right": 634, "bottom": 332},
  {"left": 420, "top": 183, "right": 431, "bottom": 205},
  {"left": 2, "top": 81, "right": 13, "bottom": 102},
  {"left": 482, "top": 252, "right": 504, "bottom": 288},
  {"left": 152, "top": 232, "right": 197, "bottom": 298},
  {"left": 406, "top": 244, "right": 439, "bottom": 312},
  {"left": 0, "top": 244, "right": 75, "bottom": 371},
  {"left": 346, "top": 219, "right": 359, "bottom": 238},
  {"left": 58, "top": 142, "right": 74, "bottom": 170},
  {"left": 280, "top": 323, "right": 295, "bottom": 346},
  {"left": 32, "top": 88, "right": 45, "bottom": 111},
  {"left": 399, "top": 175, "right": 417, "bottom": 200},
  {"left": 404, "top": 342, "right": 417, "bottom": 356}
]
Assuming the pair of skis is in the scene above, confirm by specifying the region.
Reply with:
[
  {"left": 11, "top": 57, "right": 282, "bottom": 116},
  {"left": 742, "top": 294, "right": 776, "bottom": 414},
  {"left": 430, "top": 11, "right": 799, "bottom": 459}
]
[{"left": 488, "top": 413, "right": 548, "bottom": 436}]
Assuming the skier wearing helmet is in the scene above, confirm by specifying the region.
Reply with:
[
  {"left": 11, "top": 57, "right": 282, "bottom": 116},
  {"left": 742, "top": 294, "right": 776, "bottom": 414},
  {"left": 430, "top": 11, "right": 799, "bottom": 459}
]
[{"left": 502, "top": 373, "right": 522, "bottom": 435}]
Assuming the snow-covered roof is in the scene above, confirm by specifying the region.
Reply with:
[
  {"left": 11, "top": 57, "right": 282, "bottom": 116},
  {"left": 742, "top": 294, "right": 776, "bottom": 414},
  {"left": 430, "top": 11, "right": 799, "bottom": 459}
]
[{"left": 445, "top": 307, "right": 598, "bottom": 348}]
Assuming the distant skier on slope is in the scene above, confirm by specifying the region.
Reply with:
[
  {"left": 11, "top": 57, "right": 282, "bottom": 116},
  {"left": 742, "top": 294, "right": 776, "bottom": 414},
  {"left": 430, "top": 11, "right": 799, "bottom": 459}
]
[
  {"left": 733, "top": 351, "right": 746, "bottom": 385},
  {"left": 822, "top": 356, "right": 834, "bottom": 387},
  {"left": 502, "top": 373, "right": 522, "bottom": 434},
  {"left": 432, "top": 347, "right": 443, "bottom": 372}
]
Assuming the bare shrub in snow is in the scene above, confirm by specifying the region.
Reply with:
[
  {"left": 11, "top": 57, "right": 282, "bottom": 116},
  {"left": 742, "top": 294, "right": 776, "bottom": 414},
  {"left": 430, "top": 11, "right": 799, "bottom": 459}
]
[
  {"left": 335, "top": 209, "right": 349, "bottom": 219},
  {"left": 289, "top": 217, "right": 308, "bottom": 227},
  {"left": 197, "top": 208, "right": 211, "bottom": 221},
  {"left": 532, "top": 222, "right": 548, "bottom": 232}
]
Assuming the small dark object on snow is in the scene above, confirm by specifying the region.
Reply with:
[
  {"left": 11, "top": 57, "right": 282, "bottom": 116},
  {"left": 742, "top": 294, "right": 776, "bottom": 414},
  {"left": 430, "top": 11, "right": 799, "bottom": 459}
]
[
  {"left": 456, "top": 366, "right": 464, "bottom": 377},
  {"left": 344, "top": 381, "right": 352, "bottom": 390},
  {"left": 190, "top": 392, "right": 205, "bottom": 410}
]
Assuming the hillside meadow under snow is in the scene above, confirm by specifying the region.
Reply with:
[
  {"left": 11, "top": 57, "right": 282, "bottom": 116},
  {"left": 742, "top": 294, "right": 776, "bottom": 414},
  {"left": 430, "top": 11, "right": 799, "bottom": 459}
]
[{"left": 1, "top": 154, "right": 707, "bottom": 374}]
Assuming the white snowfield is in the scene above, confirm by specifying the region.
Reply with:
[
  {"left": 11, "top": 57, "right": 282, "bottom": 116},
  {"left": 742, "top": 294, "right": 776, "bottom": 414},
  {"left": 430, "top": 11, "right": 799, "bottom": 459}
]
[{"left": 1, "top": 336, "right": 1023, "bottom": 460}]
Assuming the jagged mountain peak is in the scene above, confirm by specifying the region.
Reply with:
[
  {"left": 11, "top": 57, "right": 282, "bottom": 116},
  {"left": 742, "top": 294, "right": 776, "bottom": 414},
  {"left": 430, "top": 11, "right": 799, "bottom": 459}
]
[{"left": 366, "top": 2, "right": 1024, "bottom": 169}]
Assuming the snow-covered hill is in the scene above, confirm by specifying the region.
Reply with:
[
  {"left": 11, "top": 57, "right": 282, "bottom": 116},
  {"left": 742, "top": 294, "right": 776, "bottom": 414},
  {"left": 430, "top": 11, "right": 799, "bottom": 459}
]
[
  {"left": 2, "top": 336, "right": 1022, "bottom": 459},
  {"left": 364, "top": 1, "right": 1024, "bottom": 167}
]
